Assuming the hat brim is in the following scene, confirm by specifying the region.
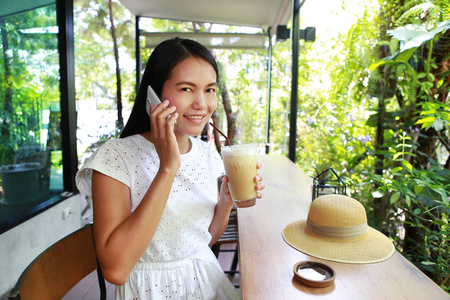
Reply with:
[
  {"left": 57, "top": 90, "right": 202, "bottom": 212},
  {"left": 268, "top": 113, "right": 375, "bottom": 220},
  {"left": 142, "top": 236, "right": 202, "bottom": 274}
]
[{"left": 282, "top": 220, "right": 395, "bottom": 264}]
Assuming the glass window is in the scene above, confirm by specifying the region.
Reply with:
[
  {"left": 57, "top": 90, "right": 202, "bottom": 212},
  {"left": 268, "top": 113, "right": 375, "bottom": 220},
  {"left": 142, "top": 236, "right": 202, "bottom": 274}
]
[{"left": 0, "top": 3, "right": 64, "bottom": 229}]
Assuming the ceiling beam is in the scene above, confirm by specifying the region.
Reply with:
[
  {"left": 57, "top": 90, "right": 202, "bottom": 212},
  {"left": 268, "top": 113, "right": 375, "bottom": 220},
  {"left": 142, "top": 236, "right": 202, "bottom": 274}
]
[{"left": 142, "top": 32, "right": 267, "bottom": 50}]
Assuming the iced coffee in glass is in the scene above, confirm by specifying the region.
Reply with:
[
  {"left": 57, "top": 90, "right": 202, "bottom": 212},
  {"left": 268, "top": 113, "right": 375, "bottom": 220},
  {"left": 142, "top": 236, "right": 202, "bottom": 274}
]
[{"left": 221, "top": 144, "right": 257, "bottom": 208}]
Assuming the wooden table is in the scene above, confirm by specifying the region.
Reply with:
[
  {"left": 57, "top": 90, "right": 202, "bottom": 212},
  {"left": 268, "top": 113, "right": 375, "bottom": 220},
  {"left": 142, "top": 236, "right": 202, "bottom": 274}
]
[{"left": 237, "top": 155, "right": 449, "bottom": 300}]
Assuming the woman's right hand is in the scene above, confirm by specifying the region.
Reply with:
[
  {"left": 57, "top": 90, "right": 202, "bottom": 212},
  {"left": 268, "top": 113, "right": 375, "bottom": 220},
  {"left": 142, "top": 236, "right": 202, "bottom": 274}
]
[{"left": 149, "top": 100, "right": 180, "bottom": 173}]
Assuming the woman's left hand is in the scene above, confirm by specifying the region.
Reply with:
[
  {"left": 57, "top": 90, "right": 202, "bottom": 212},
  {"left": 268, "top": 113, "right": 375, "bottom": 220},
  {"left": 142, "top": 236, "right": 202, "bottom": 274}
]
[
  {"left": 255, "top": 161, "right": 265, "bottom": 199},
  {"left": 218, "top": 161, "right": 265, "bottom": 204},
  {"left": 218, "top": 175, "right": 233, "bottom": 206},
  {"left": 209, "top": 161, "right": 264, "bottom": 245}
]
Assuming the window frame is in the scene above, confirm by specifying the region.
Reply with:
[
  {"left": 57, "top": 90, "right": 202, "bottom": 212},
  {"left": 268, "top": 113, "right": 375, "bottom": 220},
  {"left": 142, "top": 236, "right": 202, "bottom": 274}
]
[{"left": 0, "top": 0, "right": 78, "bottom": 234}]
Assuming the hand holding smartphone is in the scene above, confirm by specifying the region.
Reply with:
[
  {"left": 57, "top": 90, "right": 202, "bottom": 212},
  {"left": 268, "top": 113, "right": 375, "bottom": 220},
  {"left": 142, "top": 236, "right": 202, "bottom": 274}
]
[
  {"left": 146, "top": 85, "right": 173, "bottom": 122},
  {"left": 146, "top": 85, "right": 161, "bottom": 116}
]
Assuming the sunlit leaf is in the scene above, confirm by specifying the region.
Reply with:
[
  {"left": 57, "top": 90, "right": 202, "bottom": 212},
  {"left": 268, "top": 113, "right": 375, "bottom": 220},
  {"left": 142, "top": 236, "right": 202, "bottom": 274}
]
[
  {"left": 390, "top": 192, "right": 401, "bottom": 204},
  {"left": 388, "top": 20, "right": 450, "bottom": 53},
  {"left": 369, "top": 60, "right": 387, "bottom": 71},
  {"left": 417, "top": 72, "right": 426, "bottom": 79},
  {"left": 370, "top": 21, "right": 450, "bottom": 71},
  {"left": 392, "top": 167, "right": 403, "bottom": 173},
  {"left": 387, "top": 24, "right": 427, "bottom": 43},
  {"left": 401, "top": 160, "right": 413, "bottom": 172},
  {"left": 416, "top": 116, "right": 435, "bottom": 124},
  {"left": 393, "top": 152, "right": 403, "bottom": 160},
  {"left": 406, "top": 195, "right": 411, "bottom": 207},
  {"left": 396, "top": 47, "right": 417, "bottom": 62},
  {"left": 414, "top": 185, "right": 424, "bottom": 194}
]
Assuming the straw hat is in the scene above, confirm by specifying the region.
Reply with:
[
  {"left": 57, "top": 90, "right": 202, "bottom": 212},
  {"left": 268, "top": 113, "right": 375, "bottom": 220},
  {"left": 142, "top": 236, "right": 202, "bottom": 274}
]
[{"left": 282, "top": 194, "right": 395, "bottom": 264}]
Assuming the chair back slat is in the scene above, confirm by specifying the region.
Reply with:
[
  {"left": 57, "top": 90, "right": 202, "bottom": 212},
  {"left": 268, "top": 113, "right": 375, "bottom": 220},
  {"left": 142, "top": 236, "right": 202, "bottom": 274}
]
[{"left": 9, "top": 224, "right": 106, "bottom": 300}]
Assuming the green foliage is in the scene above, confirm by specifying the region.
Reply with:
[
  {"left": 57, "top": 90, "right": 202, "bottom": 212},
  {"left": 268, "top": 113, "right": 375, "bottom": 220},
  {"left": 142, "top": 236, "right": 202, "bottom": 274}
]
[
  {"left": 344, "top": 0, "right": 450, "bottom": 290},
  {"left": 291, "top": 3, "right": 381, "bottom": 176},
  {"left": 267, "top": 0, "right": 450, "bottom": 290},
  {"left": 359, "top": 128, "right": 450, "bottom": 290},
  {"left": 0, "top": 5, "right": 60, "bottom": 165},
  {"left": 74, "top": 0, "right": 135, "bottom": 111},
  {"left": 214, "top": 49, "right": 269, "bottom": 145}
]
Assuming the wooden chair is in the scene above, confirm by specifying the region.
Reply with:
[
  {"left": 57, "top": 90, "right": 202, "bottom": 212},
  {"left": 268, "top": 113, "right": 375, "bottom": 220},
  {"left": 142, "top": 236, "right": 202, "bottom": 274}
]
[
  {"left": 212, "top": 177, "right": 239, "bottom": 285},
  {"left": 8, "top": 223, "right": 106, "bottom": 300},
  {"left": 212, "top": 208, "right": 240, "bottom": 281}
]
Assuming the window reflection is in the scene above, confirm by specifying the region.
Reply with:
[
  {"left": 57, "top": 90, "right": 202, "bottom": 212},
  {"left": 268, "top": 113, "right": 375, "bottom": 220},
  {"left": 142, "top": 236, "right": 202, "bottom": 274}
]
[{"left": 0, "top": 3, "right": 63, "bottom": 225}]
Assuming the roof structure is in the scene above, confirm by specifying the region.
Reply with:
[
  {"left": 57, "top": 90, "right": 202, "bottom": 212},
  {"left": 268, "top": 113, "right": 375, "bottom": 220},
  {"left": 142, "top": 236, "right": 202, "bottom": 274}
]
[
  {"left": 0, "top": 0, "right": 54, "bottom": 18},
  {"left": 119, "top": 0, "right": 302, "bottom": 160},
  {"left": 119, "top": 0, "right": 292, "bottom": 37}
]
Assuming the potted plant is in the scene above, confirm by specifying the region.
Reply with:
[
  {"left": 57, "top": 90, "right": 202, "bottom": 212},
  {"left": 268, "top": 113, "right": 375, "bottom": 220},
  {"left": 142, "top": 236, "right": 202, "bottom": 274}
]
[{"left": 0, "top": 145, "right": 51, "bottom": 204}]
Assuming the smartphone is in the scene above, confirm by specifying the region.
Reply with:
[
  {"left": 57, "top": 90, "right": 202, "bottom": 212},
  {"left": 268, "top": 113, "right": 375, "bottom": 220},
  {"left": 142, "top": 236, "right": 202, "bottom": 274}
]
[{"left": 146, "top": 85, "right": 161, "bottom": 116}]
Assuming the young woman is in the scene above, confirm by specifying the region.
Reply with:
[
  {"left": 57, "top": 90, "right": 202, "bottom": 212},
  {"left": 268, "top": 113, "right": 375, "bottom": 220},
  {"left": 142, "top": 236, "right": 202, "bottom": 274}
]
[{"left": 76, "top": 37, "right": 264, "bottom": 299}]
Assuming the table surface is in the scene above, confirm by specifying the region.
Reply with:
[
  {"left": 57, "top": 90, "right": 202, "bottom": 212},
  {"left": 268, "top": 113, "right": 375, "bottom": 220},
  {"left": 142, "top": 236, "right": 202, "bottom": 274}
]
[{"left": 237, "top": 155, "right": 449, "bottom": 300}]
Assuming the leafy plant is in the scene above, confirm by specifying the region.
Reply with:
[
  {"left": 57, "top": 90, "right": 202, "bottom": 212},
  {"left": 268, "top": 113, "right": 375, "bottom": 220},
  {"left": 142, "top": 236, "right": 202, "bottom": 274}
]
[
  {"left": 362, "top": 0, "right": 450, "bottom": 289},
  {"left": 284, "top": 0, "right": 449, "bottom": 290}
]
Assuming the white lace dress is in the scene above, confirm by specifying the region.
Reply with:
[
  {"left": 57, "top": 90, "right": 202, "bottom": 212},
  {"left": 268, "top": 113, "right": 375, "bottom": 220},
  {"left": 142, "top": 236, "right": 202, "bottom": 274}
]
[{"left": 76, "top": 135, "right": 239, "bottom": 300}]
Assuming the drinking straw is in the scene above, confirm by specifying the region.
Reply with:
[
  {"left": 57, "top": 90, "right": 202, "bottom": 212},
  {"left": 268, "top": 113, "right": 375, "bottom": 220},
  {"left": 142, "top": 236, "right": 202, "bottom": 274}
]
[{"left": 209, "top": 122, "right": 232, "bottom": 145}]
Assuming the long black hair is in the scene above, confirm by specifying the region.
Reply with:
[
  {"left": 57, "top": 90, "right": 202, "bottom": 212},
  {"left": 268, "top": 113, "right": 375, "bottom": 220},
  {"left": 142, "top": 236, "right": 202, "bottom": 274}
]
[{"left": 120, "top": 37, "right": 219, "bottom": 138}]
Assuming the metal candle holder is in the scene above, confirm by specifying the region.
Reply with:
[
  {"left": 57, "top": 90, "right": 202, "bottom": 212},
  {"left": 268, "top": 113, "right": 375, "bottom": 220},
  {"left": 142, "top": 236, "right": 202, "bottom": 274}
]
[{"left": 312, "top": 167, "right": 346, "bottom": 201}]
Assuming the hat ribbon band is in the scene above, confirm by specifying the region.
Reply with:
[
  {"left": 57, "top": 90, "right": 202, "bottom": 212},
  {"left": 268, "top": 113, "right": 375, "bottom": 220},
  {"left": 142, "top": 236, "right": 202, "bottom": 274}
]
[{"left": 307, "top": 218, "right": 368, "bottom": 240}]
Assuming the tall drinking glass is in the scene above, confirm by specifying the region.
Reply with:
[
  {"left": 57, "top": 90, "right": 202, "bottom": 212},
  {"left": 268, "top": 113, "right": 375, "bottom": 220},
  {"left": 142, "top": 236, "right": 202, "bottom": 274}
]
[{"left": 221, "top": 144, "right": 257, "bottom": 208}]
